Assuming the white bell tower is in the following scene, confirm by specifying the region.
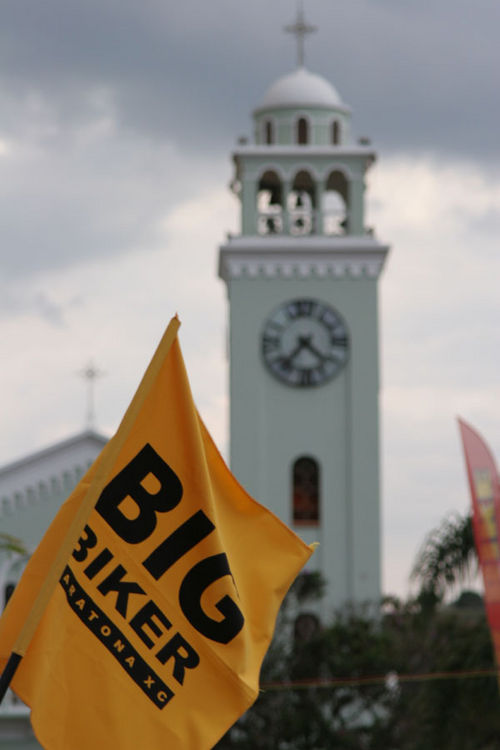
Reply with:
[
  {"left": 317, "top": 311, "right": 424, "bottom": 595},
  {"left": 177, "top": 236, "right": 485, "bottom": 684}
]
[{"left": 218, "top": 11, "right": 389, "bottom": 616}]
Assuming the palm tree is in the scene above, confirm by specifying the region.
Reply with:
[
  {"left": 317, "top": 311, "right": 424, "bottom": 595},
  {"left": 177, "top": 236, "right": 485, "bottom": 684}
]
[{"left": 411, "top": 512, "right": 476, "bottom": 606}]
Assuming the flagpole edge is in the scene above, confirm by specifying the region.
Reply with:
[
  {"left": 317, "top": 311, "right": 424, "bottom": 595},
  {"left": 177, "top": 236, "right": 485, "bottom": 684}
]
[{"left": 0, "top": 652, "right": 22, "bottom": 705}]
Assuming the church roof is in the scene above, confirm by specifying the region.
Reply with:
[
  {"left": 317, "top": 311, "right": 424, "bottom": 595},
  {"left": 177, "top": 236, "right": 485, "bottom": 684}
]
[
  {"left": 255, "top": 66, "right": 345, "bottom": 112},
  {"left": 0, "top": 429, "right": 109, "bottom": 547},
  {"left": 0, "top": 429, "right": 107, "bottom": 477}
]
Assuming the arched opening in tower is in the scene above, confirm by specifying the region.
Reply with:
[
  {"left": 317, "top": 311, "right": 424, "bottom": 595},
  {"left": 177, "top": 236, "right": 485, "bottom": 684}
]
[
  {"left": 288, "top": 169, "right": 315, "bottom": 236},
  {"left": 292, "top": 455, "right": 320, "bottom": 525},
  {"left": 257, "top": 169, "right": 283, "bottom": 235},
  {"left": 323, "top": 169, "right": 348, "bottom": 235},
  {"left": 296, "top": 117, "right": 309, "bottom": 145},
  {"left": 263, "top": 118, "right": 274, "bottom": 145},
  {"left": 331, "top": 119, "right": 341, "bottom": 145}
]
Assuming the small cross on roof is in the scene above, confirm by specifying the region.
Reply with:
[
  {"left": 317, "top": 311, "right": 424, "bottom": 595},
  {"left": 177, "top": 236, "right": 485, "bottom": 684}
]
[{"left": 79, "top": 361, "right": 104, "bottom": 430}]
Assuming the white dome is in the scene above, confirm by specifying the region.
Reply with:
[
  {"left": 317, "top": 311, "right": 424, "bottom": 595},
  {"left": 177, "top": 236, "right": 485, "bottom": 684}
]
[{"left": 256, "top": 67, "right": 344, "bottom": 111}]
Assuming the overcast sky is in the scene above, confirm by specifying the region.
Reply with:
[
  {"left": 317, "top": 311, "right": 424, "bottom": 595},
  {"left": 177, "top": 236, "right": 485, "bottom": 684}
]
[{"left": 1, "top": 0, "right": 499, "bottom": 598}]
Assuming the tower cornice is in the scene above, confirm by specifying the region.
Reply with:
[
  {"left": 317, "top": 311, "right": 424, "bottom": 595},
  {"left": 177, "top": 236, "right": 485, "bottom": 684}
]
[
  {"left": 233, "top": 144, "right": 374, "bottom": 159},
  {"left": 219, "top": 235, "right": 389, "bottom": 282}
]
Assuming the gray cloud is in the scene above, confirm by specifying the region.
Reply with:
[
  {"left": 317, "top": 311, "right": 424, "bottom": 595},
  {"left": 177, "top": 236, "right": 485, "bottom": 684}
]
[
  {"left": 0, "top": 0, "right": 498, "bottom": 293},
  {"left": 0, "top": 283, "right": 79, "bottom": 325},
  {"left": 0, "top": 0, "right": 498, "bottom": 158},
  {"left": 0, "top": 95, "right": 228, "bottom": 279}
]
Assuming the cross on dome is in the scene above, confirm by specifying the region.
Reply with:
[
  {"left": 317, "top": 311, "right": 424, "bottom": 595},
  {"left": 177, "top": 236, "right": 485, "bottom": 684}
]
[{"left": 284, "top": 1, "right": 317, "bottom": 68}]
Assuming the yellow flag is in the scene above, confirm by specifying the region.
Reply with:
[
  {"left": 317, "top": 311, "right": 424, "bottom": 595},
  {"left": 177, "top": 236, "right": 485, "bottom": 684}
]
[{"left": 0, "top": 318, "right": 312, "bottom": 749}]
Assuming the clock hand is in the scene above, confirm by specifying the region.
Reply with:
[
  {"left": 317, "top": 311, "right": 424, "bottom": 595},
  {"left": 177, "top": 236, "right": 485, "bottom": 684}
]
[
  {"left": 275, "top": 334, "right": 311, "bottom": 370},
  {"left": 301, "top": 338, "right": 328, "bottom": 363},
  {"left": 282, "top": 339, "right": 306, "bottom": 366}
]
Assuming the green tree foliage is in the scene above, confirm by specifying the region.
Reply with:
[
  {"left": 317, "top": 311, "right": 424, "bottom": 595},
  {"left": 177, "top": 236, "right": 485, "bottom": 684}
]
[
  {"left": 216, "top": 572, "right": 396, "bottom": 749},
  {"left": 382, "top": 596, "right": 500, "bottom": 750},
  {"left": 216, "top": 515, "right": 500, "bottom": 750}
]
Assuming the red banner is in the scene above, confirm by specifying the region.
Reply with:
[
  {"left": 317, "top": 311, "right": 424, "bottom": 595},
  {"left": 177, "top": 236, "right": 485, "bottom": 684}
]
[{"left": 458, "top": 418, "right": 500, "bottom": 669}]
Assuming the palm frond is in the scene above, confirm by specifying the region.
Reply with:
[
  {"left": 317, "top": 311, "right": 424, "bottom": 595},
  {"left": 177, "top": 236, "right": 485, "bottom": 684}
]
[{"left": 411, "top": 513, "right": 476, "bottom": 601}]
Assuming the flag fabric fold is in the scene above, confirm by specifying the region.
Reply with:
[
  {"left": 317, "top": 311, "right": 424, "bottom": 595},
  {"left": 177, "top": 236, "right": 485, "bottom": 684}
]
[
  {"left": 458, "top": 418, "right": 500, "bottom": 675},
  {"left": 0, "top": 317, "right": 313, "bottom": 750}
]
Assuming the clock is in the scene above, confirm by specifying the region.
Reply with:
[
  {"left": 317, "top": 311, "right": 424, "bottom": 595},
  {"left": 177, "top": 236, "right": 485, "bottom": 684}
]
[{"left": 261, "top": 298, "right": 349, "bottom": 387}]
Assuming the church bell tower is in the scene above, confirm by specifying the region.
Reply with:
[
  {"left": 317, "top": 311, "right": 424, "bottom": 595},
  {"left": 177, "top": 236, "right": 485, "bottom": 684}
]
[{"left": 218, "top": 12, "right": 389, "bottom": 616}]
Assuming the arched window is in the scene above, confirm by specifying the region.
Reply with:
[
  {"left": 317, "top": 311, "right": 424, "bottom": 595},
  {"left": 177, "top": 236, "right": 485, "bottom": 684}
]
[
  {"left": 323, "top": 169, "right": 349, "bottom": 235},
  {"left": 257, "top": 170, "right": 283, "bottom": 235},
  {"left": 331, "top": 120, "right": 341, "bottom": 145},
  {"left": 264, "top": 119, "right": 274, "bottom": 145},
  {"left": 292, "top": 456, "right": 320, "bottom": 524},
  {"left": 288, "top": 170, "right": 315, "bottom": 236},
  {"left": 296, "top": 117, "right": 309, "bottom": 145}
]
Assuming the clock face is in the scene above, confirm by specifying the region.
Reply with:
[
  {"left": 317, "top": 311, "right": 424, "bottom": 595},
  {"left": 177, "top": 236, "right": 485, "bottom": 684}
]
[{"left": 261, "top": 298, "right": 349, "bottom": 388}]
